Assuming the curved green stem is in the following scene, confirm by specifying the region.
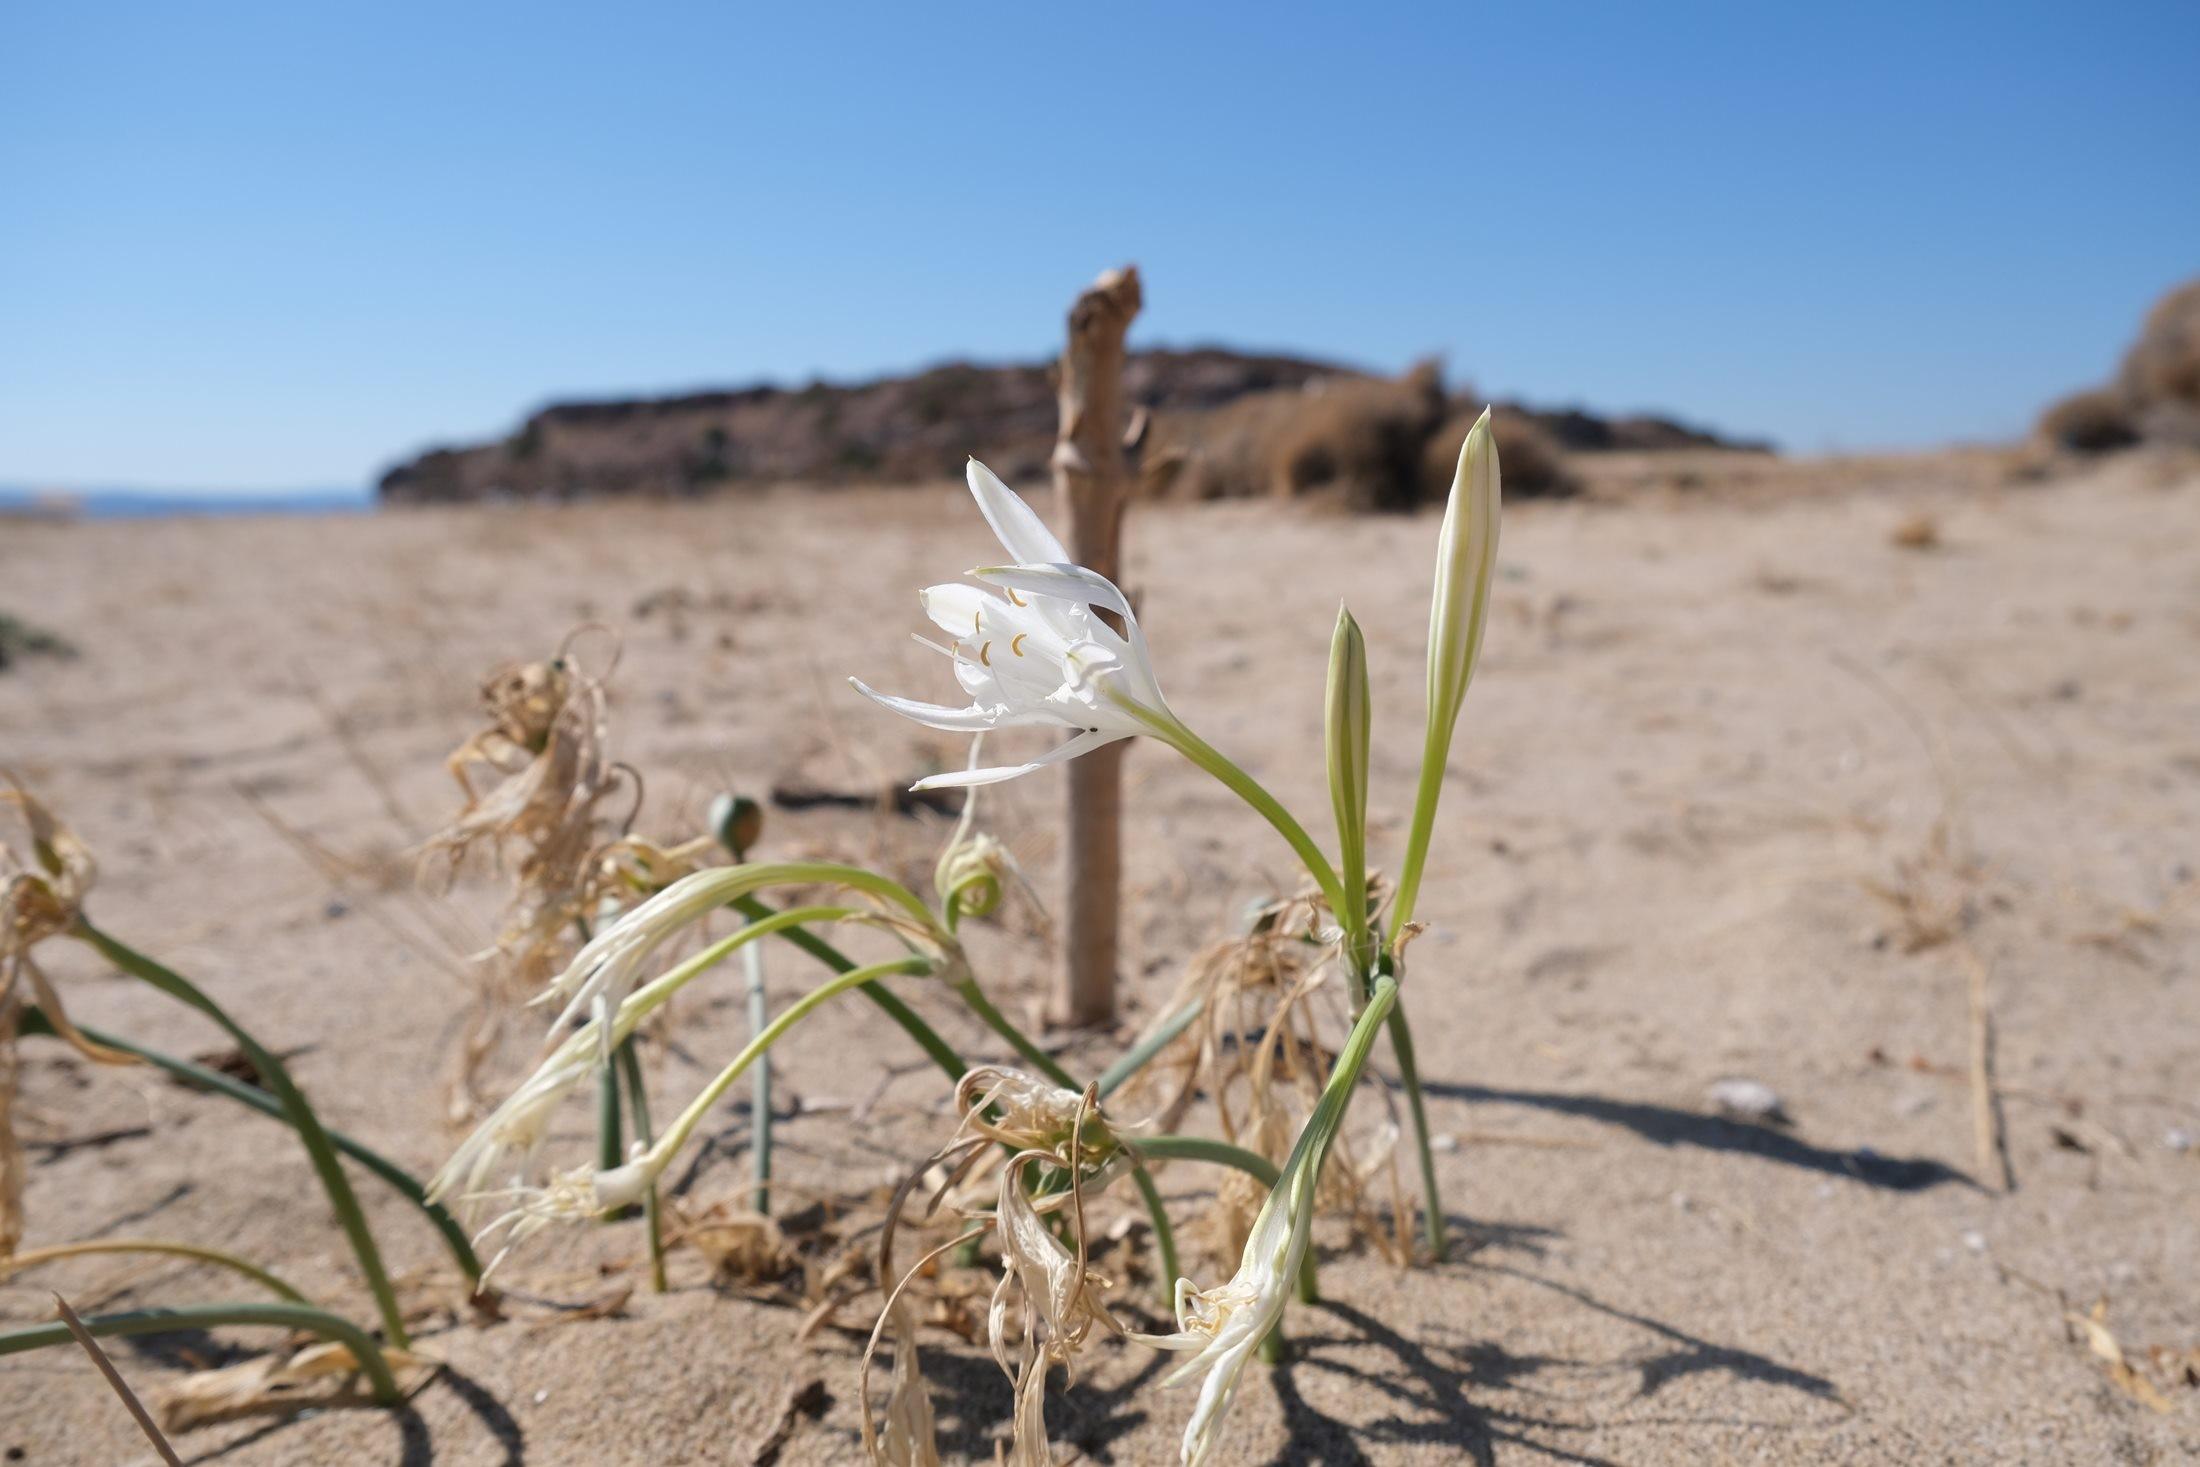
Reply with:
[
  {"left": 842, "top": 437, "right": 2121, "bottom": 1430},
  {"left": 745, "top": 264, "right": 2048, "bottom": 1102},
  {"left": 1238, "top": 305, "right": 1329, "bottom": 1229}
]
[
  {"left": 1131, "top": 1134, "right": 1278, "bottom": 1185},
  {"left": 1125, "top": 1167, "right": 1182, "bottom": 1301},
  {"left": 637, "top": 957, "right": 932, "bottom": 1177},
  {"left": 16, "top": 1007, "right": 482, "bottom": 1283},
  {"left": 1384, "top": 996, "right": 1448, "bottom": 1261},
  {"left": 0, "top": 1303, "right": 403, "bottom": 1403},
  {"left": 950, "top": 976, "right": 1182, "bottom": 1303},
  {"left": 728, "top": 894, "right": 967, "bottom": 1083},
  {"left": 1096, "top": 999, "right": 1203, "bottom": 1100},
  {"left": 1, "top": 1239, "right": 311, "bottom": 1305},
  {"left": 614, "top": 1042, "right": 667, "bottom": 1292},
  {"left": 74, "top": 921, "right": 410, "bottom": 1348},
  {"left": 1127, "top": 706, "right": 1349, "bottom": 919}
]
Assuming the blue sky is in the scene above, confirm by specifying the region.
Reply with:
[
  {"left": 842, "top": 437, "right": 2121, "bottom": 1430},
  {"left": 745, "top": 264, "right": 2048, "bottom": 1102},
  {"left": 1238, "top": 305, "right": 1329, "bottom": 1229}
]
[{"left": 3, "top": 1, "right": 2194, "bottom": 490}]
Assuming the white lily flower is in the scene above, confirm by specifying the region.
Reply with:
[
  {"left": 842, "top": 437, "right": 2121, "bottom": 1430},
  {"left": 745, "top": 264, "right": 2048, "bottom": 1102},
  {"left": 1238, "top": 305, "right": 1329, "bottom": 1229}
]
[
  {"left": 428, "top": 1034, "right": 600, "bottom": 1216},
  {"left": 465, "top": 1159, "right": 653, "bottom": 1277},
  {"left": 851, "top": 460, "right": 1182, "bottom": 790},
  {"left": 1136, "top": 1185, "right": 1304, "bottom": 1467},
  {"left": 1136, "top": 977, "right": 1400, "bottom": 1465}
]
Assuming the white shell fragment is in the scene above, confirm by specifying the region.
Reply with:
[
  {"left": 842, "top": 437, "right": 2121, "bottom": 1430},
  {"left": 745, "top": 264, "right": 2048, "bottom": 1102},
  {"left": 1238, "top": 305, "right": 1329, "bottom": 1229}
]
[{"left": 1706, "top": 1077, "right": 1790, "bottom": 1126}]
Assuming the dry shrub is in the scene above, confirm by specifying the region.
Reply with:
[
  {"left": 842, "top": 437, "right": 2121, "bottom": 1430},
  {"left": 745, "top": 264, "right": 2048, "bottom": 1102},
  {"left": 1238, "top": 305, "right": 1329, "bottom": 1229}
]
[
  {"left": 1888, "top": 513, "right": 1942, "bottom": 552},
  {"left": 1124, "top": 893, "right": 1412, "bottom": 1266},
  {"left": 2035, "top": 276, "right": 2200, "bottom": 453},
  {"left": 2118, "top": 277, "right": 2200, "bottom": 440},
  {"left": 2036, "top": 388, "right": 2140, "bottom": 454},
  {"left": 1424, "top": 408, "right": 1578, "bottom": 500},
  {"left": 1148, "top": 363, "right": 1446, "bottom": 511}
]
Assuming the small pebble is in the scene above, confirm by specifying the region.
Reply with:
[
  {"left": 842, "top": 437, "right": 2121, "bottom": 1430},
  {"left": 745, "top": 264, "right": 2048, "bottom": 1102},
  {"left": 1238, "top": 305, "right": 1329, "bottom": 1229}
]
[
  {"left": 533, "top": 1389, "right": 550, "bottom": 1405},
  {"left": 1960, "top": 1230, "right": 1986, "bottom": 1254},
  {"left": 2164, "top": 1128, "right": 2194, "bottom": 1153},
  {"left": 1431, "top": 1133, "right": 1460, "bottom": 1153},
  {"left": 1707, "top": 1077, "right": 1789, "bottom": 1125}
]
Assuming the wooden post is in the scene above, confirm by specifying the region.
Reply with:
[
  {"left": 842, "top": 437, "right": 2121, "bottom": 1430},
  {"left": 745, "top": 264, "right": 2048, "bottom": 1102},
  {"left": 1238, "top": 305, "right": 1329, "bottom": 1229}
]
[{"left": 1050, "top": 266, "right": 1143, "bottom": 1028}]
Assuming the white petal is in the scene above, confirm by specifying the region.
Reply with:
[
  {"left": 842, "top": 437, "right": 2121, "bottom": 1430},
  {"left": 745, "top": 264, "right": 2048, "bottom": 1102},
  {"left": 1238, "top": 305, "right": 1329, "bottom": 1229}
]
[
  {"left": 974, "top": 562, "right": 1134, "bottom": 623},
  {"left": 918, "top": 582, "right": 994, "bottom": 643},
  {"left": 911, "top": 729, "right": 1127, "bottom": 790},
  {"left": 967, "top": 459, "right": 1070, "bottom": 567},
  {"left": 849, "top": 678, "right": 1015, "bottom": 732},
  {"left": 976, "top": 564, "right": 1168, "bottom": 711}
]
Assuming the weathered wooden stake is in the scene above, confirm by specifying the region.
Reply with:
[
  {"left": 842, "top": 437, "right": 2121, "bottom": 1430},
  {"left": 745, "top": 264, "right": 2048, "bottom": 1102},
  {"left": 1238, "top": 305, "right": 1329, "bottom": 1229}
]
[{"left": 1050, "top": 266, "right": 1144, "bottom": 1028}]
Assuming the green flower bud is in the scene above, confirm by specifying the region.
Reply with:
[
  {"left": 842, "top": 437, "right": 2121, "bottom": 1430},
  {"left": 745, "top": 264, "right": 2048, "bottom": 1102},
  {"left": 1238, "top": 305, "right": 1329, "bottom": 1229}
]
[
  {"left": 1393, "top": 408, "right": 1502, "bottom": 938},
  {"left": 1324, "top": 605, "right": 1371, "bottom": 940}
]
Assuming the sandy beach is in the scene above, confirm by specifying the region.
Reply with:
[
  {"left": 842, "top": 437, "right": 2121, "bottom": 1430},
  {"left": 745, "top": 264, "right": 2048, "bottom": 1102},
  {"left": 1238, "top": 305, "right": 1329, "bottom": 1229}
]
[{"left": 3, "top": 450, "right": 2196, "bottom": 1464}]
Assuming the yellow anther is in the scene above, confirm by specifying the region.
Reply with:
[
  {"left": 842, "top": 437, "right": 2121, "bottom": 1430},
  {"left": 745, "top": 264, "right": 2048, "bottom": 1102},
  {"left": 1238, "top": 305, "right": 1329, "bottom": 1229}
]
[
  {"left": 978, "top": 641, "right": 993, "bottom": 667},
  {"left": 1010, "top": 633, "right": 1028, "bottom": 657},
  {"left": 1006, "top": 587, "right": 1028, "bottom": 607}
]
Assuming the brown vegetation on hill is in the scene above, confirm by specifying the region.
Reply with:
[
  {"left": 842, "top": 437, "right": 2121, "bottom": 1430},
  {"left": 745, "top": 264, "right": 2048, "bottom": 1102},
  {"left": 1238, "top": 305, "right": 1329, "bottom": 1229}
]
[
  {"left": 2038, "top": 276, "right": 2200, "bottom": 453},
  {"left": 379, "top": 350, "right": 1766, "bottom": 509}
]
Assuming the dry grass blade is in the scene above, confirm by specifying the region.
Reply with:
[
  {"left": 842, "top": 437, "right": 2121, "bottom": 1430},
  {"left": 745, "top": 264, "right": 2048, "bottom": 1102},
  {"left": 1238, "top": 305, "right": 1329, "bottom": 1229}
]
[
  {"left": 157, "top": 1340, "right": 439, "bottom": 1431},
  {"left": 1957, "top": 940, "right": 2014, "bottom": 1193},
  {"left": 1, "top": 988, "right": 20, "bottom": 1261},
  {"left": 2068, "top": 1300, "right": 2173, "bottom": 1414},
  {"left": 49, "top": 1291, "right": 184, "bottom": 1466}
]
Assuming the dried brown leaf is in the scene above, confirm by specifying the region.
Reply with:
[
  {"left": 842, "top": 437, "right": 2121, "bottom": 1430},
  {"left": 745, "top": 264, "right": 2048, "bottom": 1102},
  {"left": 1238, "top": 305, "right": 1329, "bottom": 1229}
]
[{"left": 157, "top": 1341, "right": 438, "bottom": 1432}]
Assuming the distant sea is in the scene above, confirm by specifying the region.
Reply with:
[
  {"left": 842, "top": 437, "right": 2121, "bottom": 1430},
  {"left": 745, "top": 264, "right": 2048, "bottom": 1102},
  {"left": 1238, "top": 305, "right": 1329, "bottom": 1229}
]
[{"left": 0, "top": 484, "right": 373, "bottom": 520}]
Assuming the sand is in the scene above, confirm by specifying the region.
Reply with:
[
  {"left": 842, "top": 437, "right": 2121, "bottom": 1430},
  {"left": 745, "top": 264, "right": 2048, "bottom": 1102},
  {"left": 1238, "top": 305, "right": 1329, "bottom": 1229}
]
[{"left": 2, "top": 450, "right": 2196, "bottom": 1464}]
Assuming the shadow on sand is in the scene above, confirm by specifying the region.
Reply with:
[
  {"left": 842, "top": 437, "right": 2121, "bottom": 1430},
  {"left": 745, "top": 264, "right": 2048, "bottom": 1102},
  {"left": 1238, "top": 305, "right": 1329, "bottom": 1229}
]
[
  {"left": 1415, "top": 1079, "right": 1973, "bottom": 1191},
  {"left": 1267, "top": 1266, "right": 1847, "bottom": 1467}
]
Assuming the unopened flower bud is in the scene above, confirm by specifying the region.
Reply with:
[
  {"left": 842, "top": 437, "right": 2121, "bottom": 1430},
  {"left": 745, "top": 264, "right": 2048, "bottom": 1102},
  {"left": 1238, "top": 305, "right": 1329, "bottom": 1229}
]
[{"left": 709, "top": 792, "right": 764, "bottom": 859}]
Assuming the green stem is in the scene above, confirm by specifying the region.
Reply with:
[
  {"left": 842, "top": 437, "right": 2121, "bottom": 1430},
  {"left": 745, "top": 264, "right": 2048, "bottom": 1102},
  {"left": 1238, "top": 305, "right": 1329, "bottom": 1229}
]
[
  {"left": 1389, "top": 710, "right": 1459, "bottom": 940},
  {"left": 596, "top": 1050, "right": 626, "bottom": 1215},
  {"left": 1133, "top": 1134, "right": 1278, "bottom": 1185},
  {"left": 1095, "top": 999, "right": 1203, "bottom": 1100},
  {"left": 75, "top": 921, "right": 411, "bottom": 1348},
  {"left": 951, "top": 976, "right": 1181, "bottom": 1304},
  {"left": 638, "top": 957, "right": 931, "bottom": 1176},
  {"left": 0, "top": 1303, "right": 404, "bottom": 1403},
  {"left": 728, "top": 894, "right": 967, "bottom": 1084},
  {"left": 1, "top": 1239, "right": 311, "bottom": 1305},
  {"left": 614, "top": 1041, "right": 667, "bottom": 1292},
  {"left": 1384, "top": 995, "right": 1448, "bottom": 1261},
  {"left": 16, "top": 1007, "right": 482, "bottom": 1281},
  {"left": 742, "top": 941, "right": 772, "bottom": 1216},
  {"left": 1132, "top": 710, "right": 1349, "bottom": 920},
  {"left": 1126, "top": 1167, "right": 1182, "bottom": 1302}
]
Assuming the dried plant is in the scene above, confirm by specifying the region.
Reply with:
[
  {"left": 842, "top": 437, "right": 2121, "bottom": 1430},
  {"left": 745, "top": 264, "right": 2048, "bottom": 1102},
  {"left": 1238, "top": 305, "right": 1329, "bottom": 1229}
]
[
  {"left": 1, "top": 778, "right": 135, "bottom": 1258},
  {"left": 424, "top": 631, "right": 626, "bottom": 1003}
]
